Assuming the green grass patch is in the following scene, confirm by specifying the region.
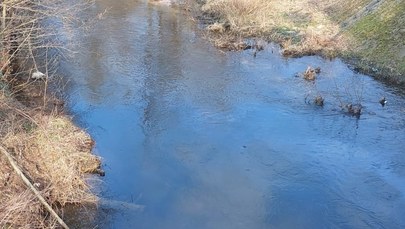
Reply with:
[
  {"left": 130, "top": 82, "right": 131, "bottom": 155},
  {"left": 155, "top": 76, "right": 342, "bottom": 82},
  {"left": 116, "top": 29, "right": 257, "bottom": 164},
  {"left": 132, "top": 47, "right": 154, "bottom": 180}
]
[
  {"left": 271, "top": 26, "right": 302, "bottom": 43},
  {"left": 346, "top": 0, "right": 405, "bottom": 81},
  {"left": 326, "top": 0, "right": 373, "bottom": 22}
]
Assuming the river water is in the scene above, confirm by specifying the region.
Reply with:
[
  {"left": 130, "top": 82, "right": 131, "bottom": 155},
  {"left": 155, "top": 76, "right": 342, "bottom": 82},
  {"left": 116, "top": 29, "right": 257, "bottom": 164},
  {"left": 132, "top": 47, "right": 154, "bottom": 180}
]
[{"left": 61, "top": 0, "right": 405, "bottom": 228}]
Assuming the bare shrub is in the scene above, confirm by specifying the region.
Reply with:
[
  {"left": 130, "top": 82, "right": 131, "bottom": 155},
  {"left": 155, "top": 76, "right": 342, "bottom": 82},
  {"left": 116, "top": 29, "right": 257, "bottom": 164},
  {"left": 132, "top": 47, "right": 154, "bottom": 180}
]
[
  {"left": 1, "top": 1, "right": 101, "bottom": 228},
  {"left": 1, "top": 0, "right": 94, "bottom": 82}
]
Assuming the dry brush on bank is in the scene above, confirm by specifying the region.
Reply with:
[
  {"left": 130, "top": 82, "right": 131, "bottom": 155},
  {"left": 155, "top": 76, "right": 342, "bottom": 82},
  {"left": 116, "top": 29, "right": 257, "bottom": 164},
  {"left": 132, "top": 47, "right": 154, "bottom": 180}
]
[
  {"left": 0, "top": 99, "right": 101, "bottom": 227},
  {"left": 0, "top": 98, "right": 101, "bottom": 228},
  {"left": 199, "top": 0, "right": 349, "bottom": 55},
  {"left": 1, "top": 0, "right": 102, "bottom": 228},
  {"left": 1, "top": 0, "right": 92, "bottom": 76},
  {"left": 195, "top": 0, "right": 405, "bottom": 83}
]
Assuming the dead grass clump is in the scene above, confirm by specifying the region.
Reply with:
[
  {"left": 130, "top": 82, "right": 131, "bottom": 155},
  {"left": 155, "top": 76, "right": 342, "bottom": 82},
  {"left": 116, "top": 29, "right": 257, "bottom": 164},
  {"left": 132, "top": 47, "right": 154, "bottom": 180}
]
[
  {"left": 203, "top": 0, "right": 273, "bottom": 36},
  {"left": 298, "top": 66, "right": 321, "bottom": 81},
  {"left": 0, "top": 189, "right": 58, "bottom": 229},
  {"left": 200, "top": 0, "right": 349, "bottom": 55},
  {"left": 207, "top": 22, "right": 229, "bottom": 34},
  {"left": 198, "top": 0, "right": 405, "bottom": 82},
  {"left": 206, "top": 32, "right": 252, "bottom": 50},
  {"left": 0, "top": 94, "right": 101, "bottom": 228},
  {"left": 281, "top": 28, "right": 349, "bottom": 58},
  {"left": 303, "top": 66, "right": 317, "bottom": 81}
]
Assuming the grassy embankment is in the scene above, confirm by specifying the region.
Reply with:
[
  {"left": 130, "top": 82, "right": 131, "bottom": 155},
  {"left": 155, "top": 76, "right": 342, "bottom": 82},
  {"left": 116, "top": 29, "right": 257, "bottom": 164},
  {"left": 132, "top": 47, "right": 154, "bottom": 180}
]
[
  {"left": 195, "top": 0, "right": 405, "bottom": 84},
  {"left": 0, "top": 0, "right": 102, "bottom": 228},
  {"left": 0, "top": 96, "right": 100, "bottom": 227}
]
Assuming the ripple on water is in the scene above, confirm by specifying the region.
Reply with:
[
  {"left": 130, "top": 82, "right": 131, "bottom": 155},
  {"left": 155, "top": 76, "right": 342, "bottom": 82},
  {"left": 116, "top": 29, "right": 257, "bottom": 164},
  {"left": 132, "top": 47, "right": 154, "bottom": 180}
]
[{"left": 63, "top": 0, "right": 405, "bottom": 228}]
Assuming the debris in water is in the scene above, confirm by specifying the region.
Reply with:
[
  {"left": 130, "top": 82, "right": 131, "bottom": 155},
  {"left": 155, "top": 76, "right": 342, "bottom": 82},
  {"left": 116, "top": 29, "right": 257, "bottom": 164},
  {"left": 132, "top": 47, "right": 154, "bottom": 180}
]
[
  {"left": 303, "top": 66, "right": 316, "bottom": 81},
  {"left": 314, "top": 95, "right": 324, "bottom": 106},
  {"left": 343, "top": 103, "right": 362, "bottom": 117},
  {"left": 379, "top": 97, "right": 387, "bottom": 107}
]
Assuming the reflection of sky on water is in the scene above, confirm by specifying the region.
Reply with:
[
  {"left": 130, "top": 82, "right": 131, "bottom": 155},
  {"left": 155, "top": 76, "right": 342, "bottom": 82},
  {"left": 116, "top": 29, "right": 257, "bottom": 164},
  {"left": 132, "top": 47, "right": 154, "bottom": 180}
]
[{"left": 63, "top": 1, "right": 405, "bottom": 228}]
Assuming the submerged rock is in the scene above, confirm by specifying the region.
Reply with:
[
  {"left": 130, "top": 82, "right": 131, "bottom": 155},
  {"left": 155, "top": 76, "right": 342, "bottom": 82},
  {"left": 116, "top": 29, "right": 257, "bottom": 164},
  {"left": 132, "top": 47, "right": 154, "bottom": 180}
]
[
  {"left": 343, "top": 103, "right": 362, "bottom": 117},
  {"left": 314, "top": 95, "right": 324, "bottom": 106}
]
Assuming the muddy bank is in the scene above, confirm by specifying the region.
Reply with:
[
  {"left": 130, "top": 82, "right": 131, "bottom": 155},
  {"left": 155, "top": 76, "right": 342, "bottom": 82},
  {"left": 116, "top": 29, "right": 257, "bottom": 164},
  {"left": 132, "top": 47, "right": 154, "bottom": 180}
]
[{"left": 188, "top": 0, "right": 405, "bottom": 86}]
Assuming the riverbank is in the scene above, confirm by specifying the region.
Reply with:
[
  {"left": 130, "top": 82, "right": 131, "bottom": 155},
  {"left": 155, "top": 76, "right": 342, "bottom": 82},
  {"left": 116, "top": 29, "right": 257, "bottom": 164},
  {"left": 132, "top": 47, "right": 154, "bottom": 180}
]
[
  {"left": 190, "top": 0, "right": 405, "bottom": 85},
  {"left": 0, "top": 0, "right": 102, "bottom": 227},
  {"left": 0, "top": 74, "right": 102, "bottom": 227}
]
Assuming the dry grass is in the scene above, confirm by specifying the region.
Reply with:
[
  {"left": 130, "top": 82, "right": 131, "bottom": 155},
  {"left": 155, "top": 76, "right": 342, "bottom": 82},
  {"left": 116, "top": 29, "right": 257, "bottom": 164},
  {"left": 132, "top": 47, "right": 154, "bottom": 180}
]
[
  {"left": 0, "top": 92, "right": 101, "bottom": 228},
  {"left": 202, "top": 0, "right": 273, "bottom": 36},
  {"left": 0, "top": 0, "right": 102, "bottom": 226},
  {"left": 195, "top": 0, "right": 405, "bottom": 83},
  {"left": 200, "top": 0, "right": 349, "bottom": 55}
]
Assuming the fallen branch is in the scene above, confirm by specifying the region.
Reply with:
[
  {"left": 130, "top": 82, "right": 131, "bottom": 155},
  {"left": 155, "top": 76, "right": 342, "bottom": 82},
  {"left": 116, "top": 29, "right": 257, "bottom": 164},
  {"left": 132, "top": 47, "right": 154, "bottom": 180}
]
[{"left": 0, "top": 144, "right": 70, "bottom": 229}]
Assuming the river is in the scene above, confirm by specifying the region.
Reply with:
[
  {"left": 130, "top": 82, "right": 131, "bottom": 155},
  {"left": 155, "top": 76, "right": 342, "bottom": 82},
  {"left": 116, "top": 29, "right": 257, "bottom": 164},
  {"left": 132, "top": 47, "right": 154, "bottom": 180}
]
[{"left": 61, "top": 0, "right": 405, "bottom": 228}]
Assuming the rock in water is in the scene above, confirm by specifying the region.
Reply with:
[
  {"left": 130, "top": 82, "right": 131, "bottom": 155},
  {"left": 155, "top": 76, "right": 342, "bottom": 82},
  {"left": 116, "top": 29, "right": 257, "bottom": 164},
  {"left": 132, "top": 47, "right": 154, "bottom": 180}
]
[
  {"left": 314, "top": 95, "right": 324, "bottom": 106},
  {"left": 379, "top": 97, "right": 387, "bottom": 107}
]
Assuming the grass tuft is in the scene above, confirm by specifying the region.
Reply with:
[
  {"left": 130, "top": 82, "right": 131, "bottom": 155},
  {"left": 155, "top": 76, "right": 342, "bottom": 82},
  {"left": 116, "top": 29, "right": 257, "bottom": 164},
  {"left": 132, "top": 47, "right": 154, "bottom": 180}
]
[{"left": 0, "top": 92, "right": 101, "bottom": 228}]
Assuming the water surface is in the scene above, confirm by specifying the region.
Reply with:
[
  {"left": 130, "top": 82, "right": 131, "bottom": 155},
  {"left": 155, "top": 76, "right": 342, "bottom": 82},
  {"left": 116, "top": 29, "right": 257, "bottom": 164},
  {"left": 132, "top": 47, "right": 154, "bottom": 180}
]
[{"left": 63, "top": 1, "right": 405, "bottom": 228}]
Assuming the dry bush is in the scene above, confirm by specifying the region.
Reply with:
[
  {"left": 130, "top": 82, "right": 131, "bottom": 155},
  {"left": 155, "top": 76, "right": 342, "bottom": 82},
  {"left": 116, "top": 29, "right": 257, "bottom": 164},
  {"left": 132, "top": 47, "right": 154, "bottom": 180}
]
[
  {"left": 11, "top": 115, "right": 100, "bottom": 205},
  {"left": 1, "top": 0, "right": 94, "bottom": 81},
  {"left": 202, "top": 0, "right": 273, "bottom": 36},
  {"left": 0, "top": 189, "right": 58, "bottom": 228},
  {"left": 1, "top": 95, "right": 101, "bottom": 228},
  {"left": 1, "top": 0, "right": 101, "bottom": 228}
]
